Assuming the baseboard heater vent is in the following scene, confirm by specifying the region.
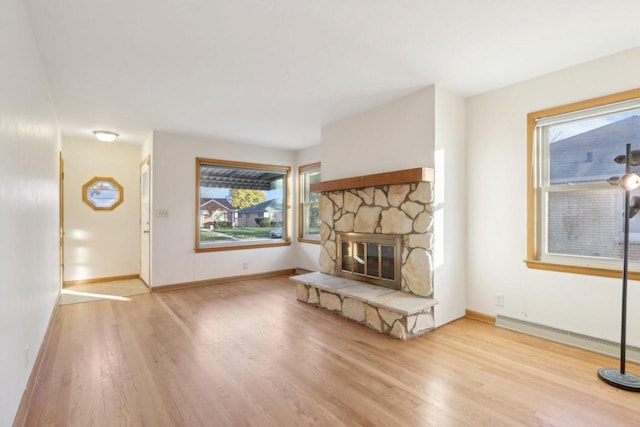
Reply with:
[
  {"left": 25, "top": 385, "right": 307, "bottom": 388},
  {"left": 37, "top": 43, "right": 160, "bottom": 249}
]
[{"left": 496, "top": 315, "right": 640, "bottom": 364}]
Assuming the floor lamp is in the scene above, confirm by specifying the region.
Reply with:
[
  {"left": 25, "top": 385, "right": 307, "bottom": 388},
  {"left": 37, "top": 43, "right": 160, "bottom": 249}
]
[{"left": 598, "top": 143, "right": 640, "bottom": 391}]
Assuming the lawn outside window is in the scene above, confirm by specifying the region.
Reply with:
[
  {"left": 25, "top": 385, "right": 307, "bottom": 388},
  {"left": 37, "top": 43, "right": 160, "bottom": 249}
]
[
  {"left": 195, "top": 158, "right": 291, "bottom": 252},
  {"left": 526, "top": 88, "right": 640, "bottom": 279},
  {"left": 298, "top": 162, "right": 321, "bottom": 243}
]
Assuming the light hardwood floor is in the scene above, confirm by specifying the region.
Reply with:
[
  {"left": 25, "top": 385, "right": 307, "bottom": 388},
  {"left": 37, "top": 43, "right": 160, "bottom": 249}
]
[
  {"left": 60, "top": 279, "right": 150, "bottom": 305},
  {"left": 22, "top": 276, "right": 640, "bottom": 426}
]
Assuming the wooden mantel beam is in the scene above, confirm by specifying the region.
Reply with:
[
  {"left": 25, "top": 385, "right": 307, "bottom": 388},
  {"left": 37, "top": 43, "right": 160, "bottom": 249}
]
[{"left": 310, "top": 167, "right": 434, "bottom": 193}]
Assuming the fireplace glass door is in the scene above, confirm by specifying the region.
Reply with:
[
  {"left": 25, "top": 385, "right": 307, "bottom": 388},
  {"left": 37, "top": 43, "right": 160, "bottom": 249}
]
[{"left": 337, "top": 233, "right": 401, "bottom": 289}]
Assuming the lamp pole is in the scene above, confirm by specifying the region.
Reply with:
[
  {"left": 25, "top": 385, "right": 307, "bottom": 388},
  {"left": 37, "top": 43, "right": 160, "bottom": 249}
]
[{"left": 598, "top": 143, "right": 640, "bottom": 391}]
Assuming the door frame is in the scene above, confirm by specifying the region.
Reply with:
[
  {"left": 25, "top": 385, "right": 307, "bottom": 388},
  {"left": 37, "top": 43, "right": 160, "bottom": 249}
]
[
  {"left": 59, "top": 151, "right": 64, "bottom": 288},
  {"left": 140, "top": 156, "right": 151, "bottom": 287}
]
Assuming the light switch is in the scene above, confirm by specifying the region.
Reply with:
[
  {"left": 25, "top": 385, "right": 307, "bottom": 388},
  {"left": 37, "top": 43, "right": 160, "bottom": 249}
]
[{"left": 156, "top": 209, "right": 169, "bottom": 217}]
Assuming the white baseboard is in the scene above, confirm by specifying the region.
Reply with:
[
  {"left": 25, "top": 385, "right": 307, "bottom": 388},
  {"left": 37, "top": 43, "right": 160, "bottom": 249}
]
[{"left": 496, "top": 315, "right": 640, "bottom": 364}]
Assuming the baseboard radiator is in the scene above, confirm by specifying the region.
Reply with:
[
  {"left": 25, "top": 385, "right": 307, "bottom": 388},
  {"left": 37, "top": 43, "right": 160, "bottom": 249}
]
[{"left": 496, "top": 315, "right": 640, "bottom": 364}]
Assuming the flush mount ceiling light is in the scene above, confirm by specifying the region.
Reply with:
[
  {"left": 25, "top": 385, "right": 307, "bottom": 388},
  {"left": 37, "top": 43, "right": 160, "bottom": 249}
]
[{"left": 92, "top": 130, "right": 119, "bottom": 142}]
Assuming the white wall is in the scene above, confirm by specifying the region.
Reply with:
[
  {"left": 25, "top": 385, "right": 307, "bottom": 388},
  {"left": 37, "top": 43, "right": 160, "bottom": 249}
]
[
  {"left": 294, "top": 144, "right": 322, "bottom": 271},
  {"left": 466, "top": 46, "right": 640, "bottom": 345},
  {"left": 0, "top": 0, "right": 60, "bottom": 424},
  {"left": 62, "top": 138, "right": 141, "bottom": 281},
  {"left": 433, "top": 86, "right": 467, "bottom": 326},
  {"left": 321, "top": 87, "right": 436, "bottom": 180},
  {"left": 151, "top": 131, "right": 297, "bottom": 286}
]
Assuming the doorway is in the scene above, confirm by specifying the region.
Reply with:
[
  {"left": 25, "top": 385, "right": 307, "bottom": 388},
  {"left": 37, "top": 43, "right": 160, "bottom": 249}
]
[{"left": 60, "top": 138, "right": 144, "bottom": 302}]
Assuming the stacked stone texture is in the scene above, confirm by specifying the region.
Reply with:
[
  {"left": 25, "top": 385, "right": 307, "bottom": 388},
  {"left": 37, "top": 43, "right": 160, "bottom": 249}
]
[
  {"left": 319, "top": 182, "right": 434, "bottom": 297},
  {"left": 296, "top": 283, "right": 434, "bottom": 339}
]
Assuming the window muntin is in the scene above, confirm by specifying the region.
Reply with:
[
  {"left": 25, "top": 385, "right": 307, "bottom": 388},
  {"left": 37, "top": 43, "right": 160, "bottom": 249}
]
[
  {"left": 298, "top": 162, "right": 321, "bottom": 242},
  {"left": 196, "top": 158, "right": 290, "bottom": 251},
  {"left": 529, "top": 91, "right": 640, "bottom": 274}
]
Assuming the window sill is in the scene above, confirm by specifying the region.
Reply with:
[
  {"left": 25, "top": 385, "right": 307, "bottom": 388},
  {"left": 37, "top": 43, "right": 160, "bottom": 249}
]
[
  {"left": 196, "top": 240, "right": 291, "bottom": 252},
  {"left": 298, "top": 237, "right": 321, "bottom": 245},
  {"left": 524, "top": 259, "right": 640, "bottom": 280}
]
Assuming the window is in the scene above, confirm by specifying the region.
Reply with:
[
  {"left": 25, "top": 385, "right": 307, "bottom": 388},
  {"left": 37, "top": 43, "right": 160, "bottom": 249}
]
[
  {"left": 298, "top": 162, "right": 321, "bottom": 242},
  {"left": 527, "top": 88, "right": 640, "bottom": 278},
  {"left": 196, "top": 158, "right": 290, "bottom": 252},
  {"left": 82, "top": 177, "right": 123, "bottom": 210}
]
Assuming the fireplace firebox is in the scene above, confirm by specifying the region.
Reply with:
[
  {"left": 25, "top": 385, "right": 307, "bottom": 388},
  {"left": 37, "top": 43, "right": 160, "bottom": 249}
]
[{"left": 336, "top": 232, "right": 402, "bottom": 290}]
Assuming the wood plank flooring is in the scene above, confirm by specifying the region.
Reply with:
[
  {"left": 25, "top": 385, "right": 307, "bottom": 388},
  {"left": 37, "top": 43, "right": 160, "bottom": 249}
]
[
  {"left": 22, "top": 276, "right": 640, "bottom": 426},
  {"left": 60, "top": 279, "right": 150, "bottom": 305}
]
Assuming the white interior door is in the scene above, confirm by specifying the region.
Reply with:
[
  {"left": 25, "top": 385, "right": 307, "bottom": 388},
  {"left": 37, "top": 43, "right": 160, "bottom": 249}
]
[{"left": 140, "top": 159, "right": 151, "bottom": 285}]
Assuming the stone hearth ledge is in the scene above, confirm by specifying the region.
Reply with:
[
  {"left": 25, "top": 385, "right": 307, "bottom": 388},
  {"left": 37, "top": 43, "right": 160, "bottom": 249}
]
[{"left": 291, "top": 272, "right": 438, "bottom": 339}]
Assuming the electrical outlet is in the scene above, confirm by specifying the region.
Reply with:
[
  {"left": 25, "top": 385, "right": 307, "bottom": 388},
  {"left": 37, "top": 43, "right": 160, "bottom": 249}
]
[
  {"left": 242, "top": 261, "right": 249, "bottom": 270},
  {"left": 156, "top": 209, "right": 169, "bottom": 218},
  {"left": 495, "top": 293, "right": 504, "bottom": 307}
]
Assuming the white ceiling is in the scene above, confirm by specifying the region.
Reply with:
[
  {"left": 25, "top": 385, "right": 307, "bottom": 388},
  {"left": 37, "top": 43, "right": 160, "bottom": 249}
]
[{"left": 24, "top": 0, "right": 640, "bottom": 149}]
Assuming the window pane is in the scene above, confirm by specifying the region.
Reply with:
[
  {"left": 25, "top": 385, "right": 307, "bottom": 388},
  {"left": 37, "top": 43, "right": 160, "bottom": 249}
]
[
  {"left": 548, "top": 110, "right": 640, "bottom": 185},
  {"left": 198, "top": 160, "right": 288, "bottom": 248},
  {"left": 546, "top": 189, "right": 640, "bottom": 260},
  {"left": 299, "top": 164, "right": 321, "bottom": 240},
  {"left": 88, "top": 183, "right": 119, "bottom": 208}
]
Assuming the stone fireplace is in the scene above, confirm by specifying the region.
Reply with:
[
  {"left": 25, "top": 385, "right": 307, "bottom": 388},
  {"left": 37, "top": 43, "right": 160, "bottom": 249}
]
[
  {"left": 292, "top": 168, "right": 438, "bottom": 339},
  {"left": 318, "top": 179, "right": 434, "bottom": 298}
]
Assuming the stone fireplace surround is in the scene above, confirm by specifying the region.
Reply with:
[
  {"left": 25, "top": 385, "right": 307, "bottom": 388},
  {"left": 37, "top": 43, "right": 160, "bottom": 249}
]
[{"left": 292, "top": 168, "right": 438, "bottom": 339}]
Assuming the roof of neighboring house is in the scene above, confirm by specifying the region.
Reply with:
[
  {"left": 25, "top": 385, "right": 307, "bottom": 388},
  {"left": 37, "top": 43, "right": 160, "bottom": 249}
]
[
  {"left": 550, "top": 115, "right": 640, "bottom": 184},
  {"left": 237, "top": 198, "right": 282, "bottom": 213},
  {"left": 200, "top": 198, "right": 233, "bottom": 211}
]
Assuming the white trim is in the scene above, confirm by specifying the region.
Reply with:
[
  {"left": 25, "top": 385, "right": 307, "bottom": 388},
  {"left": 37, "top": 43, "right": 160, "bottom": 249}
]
[{"left": 496, "top": 315, "right": 640, "bottom": 363}]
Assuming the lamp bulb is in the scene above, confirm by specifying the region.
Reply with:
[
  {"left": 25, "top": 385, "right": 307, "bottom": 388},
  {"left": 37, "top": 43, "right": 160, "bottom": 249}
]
[{"left": 621, "top": 173, "right": 640, "bottom": 191}]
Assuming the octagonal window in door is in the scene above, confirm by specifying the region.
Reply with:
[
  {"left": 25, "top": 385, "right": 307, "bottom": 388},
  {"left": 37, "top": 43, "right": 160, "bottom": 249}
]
[{"left": 82, "top": 177, "right": 124, "bottom": 210}]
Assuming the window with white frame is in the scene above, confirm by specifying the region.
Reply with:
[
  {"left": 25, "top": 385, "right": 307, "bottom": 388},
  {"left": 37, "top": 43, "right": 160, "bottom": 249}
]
[
  {"left": 298, "top": 162, "right": 321, "bottom": 242},
  {"left": 528, "top": 91, "right": 640, "bottom": 274},
  {"left": 196, "top": 158, "right": 290, "bottom": 252}
]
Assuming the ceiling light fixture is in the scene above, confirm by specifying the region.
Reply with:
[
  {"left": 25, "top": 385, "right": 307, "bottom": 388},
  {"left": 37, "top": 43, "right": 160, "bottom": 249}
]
[{"left": 92, "top": 130, "right": 119, "bottom": 142}]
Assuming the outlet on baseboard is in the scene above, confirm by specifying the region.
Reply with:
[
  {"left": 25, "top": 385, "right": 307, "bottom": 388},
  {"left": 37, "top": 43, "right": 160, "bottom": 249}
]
[
  {"left": 495, "top": 293, "right": 504, "bottom": 307},
  {"left": 242, "top": 261, "right": 249, "bottom": 270}
]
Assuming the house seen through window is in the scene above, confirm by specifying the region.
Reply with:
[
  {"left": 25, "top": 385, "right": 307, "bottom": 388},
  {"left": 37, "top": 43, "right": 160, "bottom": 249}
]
[
  {"left": 528, "top": 91, "right": 640, "bottom": 274},
  {"left": 196, "top": 158, "right": 290, "bottom": 251}
]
